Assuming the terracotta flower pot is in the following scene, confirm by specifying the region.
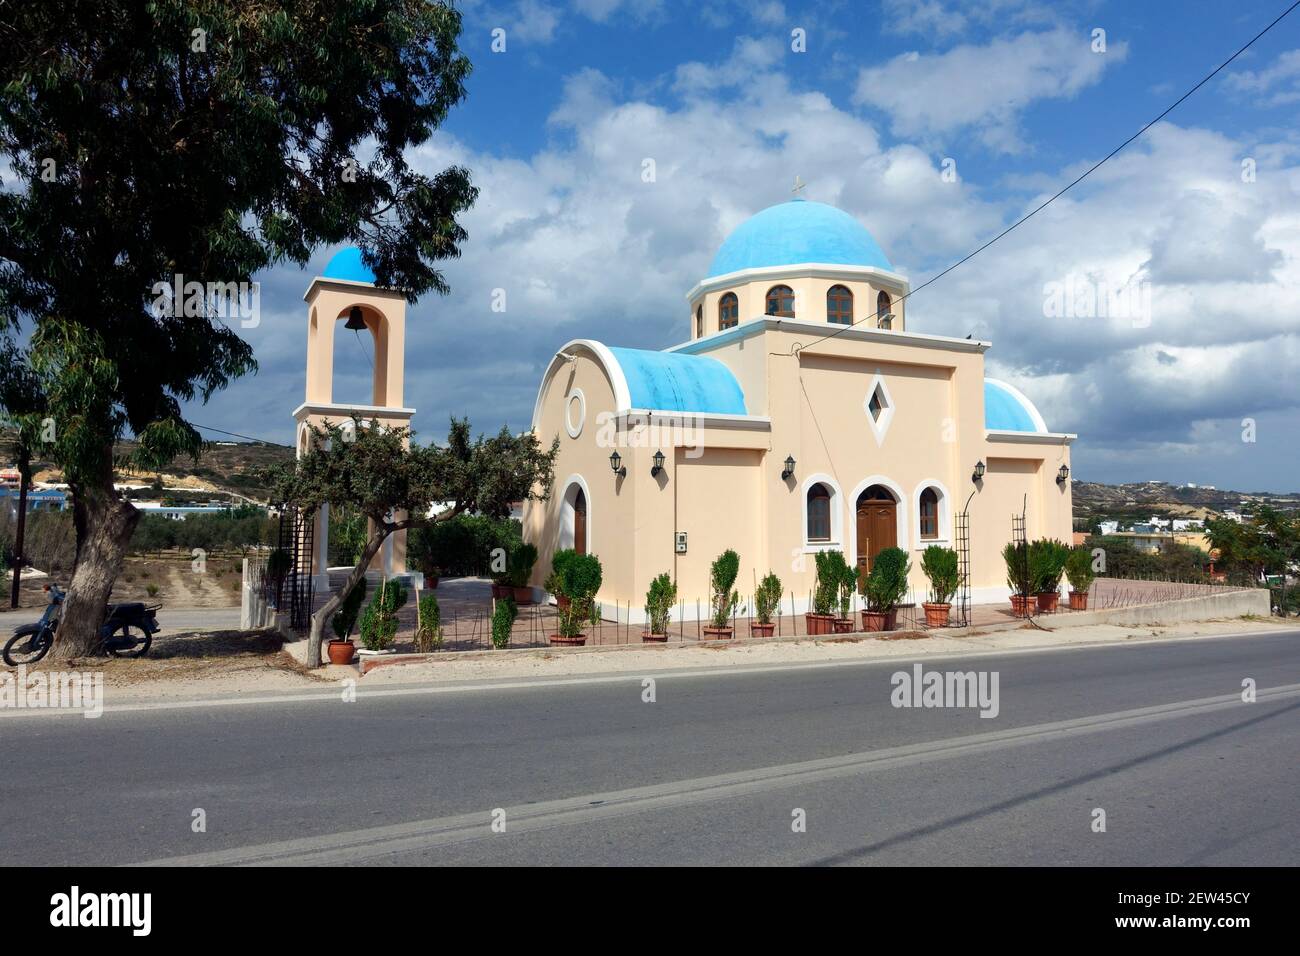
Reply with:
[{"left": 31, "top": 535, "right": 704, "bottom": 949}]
[
  {"left": 923, "top": 602, "right": 951, "bottom": 628},
  {"left": 805, "top": 613, "right": 835, "bottom": 636},
  {"left": 1010, "top": 595, "right": 1032, "bottom": 617},
  {"left": 327, "top": 640, "right": 356, "bottom": 665},
  {"left": 549, "top": 634, "right": 586, "bottom": 647},
  {"left": 861, "top": 609, "right": 896, "bottom": 632},
  {"left": 512, "top": 586, "right": 534, "bottom": 605},
  {"left": 832, "top": 617, "right": 854, "bottom": 633},
  {"left": 1036, "top": 591, "right": 1060, "bottom": 613},
  {"left": 750, "top": 621, "right": 776, "bottom": 638},
  {"left": 702, "top": 626, "right": 733, "bottom": 640},
  {"left": 1069, "top": 590, "right": 1088, "bottom": 610},
  {"left": 641, "top": 632, "right": 668, "bottom": 643}
]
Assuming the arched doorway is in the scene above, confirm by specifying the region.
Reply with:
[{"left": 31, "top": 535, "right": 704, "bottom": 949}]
[
  {"left": 573, "top": 487, "right": 587, "bottom": 555},
  {"left": 856, "top": 485, "right": 897, "bottom": 576}
]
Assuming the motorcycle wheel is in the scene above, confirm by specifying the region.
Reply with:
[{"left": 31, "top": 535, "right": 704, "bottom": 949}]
[
  {"left": 106, "top": 624, "right": 152, "bottom": 659},
  {"left": 3, "top": 628, "right": 53, "bottom": 667}
]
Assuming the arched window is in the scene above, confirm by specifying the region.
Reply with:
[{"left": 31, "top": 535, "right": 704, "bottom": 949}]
[
  {"left": 695, "top": 304, "right": 703, "bottom": 338},
  {"left": 573, "top": 487, "right": 587, "bottom": 555},
  {"left": 919, "top": 487, "right": 939, "bottom": 539},
  {"left": 718, "top": 292, "right": 738, "bottom": 330},
  {"left": 807, "top": 483, "right": 831, "bottom": 542},
  {"left": 876, "top": 290, "right": 892, "bottom": 329},
  {"left": 827, "top": 285, "right": 853, "bottom": 325},
  {"left": 765, "top": 285, "right": 795, "bottom": 318}
]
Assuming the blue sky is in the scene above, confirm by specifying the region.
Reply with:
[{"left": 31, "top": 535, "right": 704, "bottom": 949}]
[{"left": 205, "top": 0, "right": 1300, "bottom": 491}]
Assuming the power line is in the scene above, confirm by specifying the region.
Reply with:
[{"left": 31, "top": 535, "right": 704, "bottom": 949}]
[
  {"left": 189, "top": 421, "right": 293, "bottom": 448},
  {"left": 782, "top": 0, "right": 1300, "bottom": 355}
]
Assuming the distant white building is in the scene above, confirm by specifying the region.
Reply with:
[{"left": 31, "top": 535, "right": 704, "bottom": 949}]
[{"left": 1098, "top": 520, "right": 1120, "bottom": 535}]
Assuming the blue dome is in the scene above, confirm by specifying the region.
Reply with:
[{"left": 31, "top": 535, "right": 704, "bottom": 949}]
[
  {"left": 607, "top": 347, "right": 747, "bottom": 415},
  {"left": 322, "top": 246, "right": 376, "bottom": 284},
  {"left": 985, "top": 379, "right": 1048, "bottom": 433},
  {"left": 707, "top": 200, "right": 893, "bottom": 278}
]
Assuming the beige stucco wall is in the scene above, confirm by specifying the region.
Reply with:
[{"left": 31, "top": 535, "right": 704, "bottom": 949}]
[{"left": 690, "top": 270, "right": 907, "bottom": 339}]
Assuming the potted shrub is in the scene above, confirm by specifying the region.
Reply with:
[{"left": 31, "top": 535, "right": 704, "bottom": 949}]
[
  {"left": 550, "top": 552, "right": 602, "bottom": 646},
  {"left": 507, "top": 542, "right": 538, "bottom": 604},
  {"left": 703, "top": 549, "right": 740, "bottom": 639},
  {"left": 642, "top": 573, "right": 676, "bottom": 642},
  {"left": 327, "top": 577, "right": 368, "bottom": 664},
  {"left": 752, "top": 571, "right": 782, "bottom": 637},
  {"left": 548, "top": 549, "right": 575, "bottom": 609},
  {"left": 862, "top": 547, "right": 910, "bottom": 632},
  {"left": 805, "top": 550, "right": 840, "bottom": 636},
  {"left": 413, "top": 591, "right": 443, "bottom": 652},
  {"left": 1065, "top": 546, "right": 1095, "bottom": 610},
  {"left": 1029, "top": 538, "right": 1069, "bottom": 612},
  {"left": 1003, "top": 541, "right": 1033, "bottom": 617},
  {"left": 920, "top": 545, "right": 960, "bottom": 627},
  {"left": 359, "top": 578, "right": 407, "bottom": 653},
  {"left": 491, "top": 595, "right": 517, "bottom": 649},
  {"left": 827, "top": 551, "right": 857, "bottom": 633}
]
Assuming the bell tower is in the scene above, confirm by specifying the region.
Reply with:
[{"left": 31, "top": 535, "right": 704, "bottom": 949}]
[{"left": 294, "top": 247, "right": 418, "bottom": 588}]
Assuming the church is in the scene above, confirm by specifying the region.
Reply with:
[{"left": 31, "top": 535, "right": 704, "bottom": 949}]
[{"left": 525, "top": 196, "right": 1075, "bottom": 620}]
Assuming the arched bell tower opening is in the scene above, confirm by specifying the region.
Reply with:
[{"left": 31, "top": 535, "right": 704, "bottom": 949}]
[{"left": 294, "top": 247, "right": 418, "bottom": 589}]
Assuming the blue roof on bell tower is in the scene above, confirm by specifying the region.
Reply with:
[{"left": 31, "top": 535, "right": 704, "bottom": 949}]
[
  {"left": 707, "top": 199, "right": 894, "bottom": 278},
  {"left": 322, "top": 246, "right": 377, "bottom": 284}
]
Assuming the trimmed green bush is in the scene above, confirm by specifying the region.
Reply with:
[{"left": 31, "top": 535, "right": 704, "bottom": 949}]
[
  {"left": 556, "top": 551, "right": 602, "bottom": 638},
  {"left": 506, "top": 541, "right": 538, "bottom": 588},
  {"left": 331, "top": 577, "right": 369, "bottom": 641},
  {"left": 755, "top": 572, "right": 783, "bottom": 625},
  {"left": 1028, "top": 538, "right": 1070, "bottom": 594},
  {"left": 359, "top": 578, "right": 408, "bottom": 651},
  {"left": 1065, "top": 546, "right": 1096, "bottom": 593},
  {"left": 1003, "top": 541, "right": 1032, "bottom": 597},
  {"left": 491, "top": 596, "right": 516, "bottom": 649},
  {"left": 414, "top": 592, "right": 442, "bottom": 652},
  {"left": 920, "top": 545, "right": 960, "bottom": 605},
  {"left": 865, "top": 547, "right": 911, "bottom": 612},
  {"left": 812, "top": 549, "right": 844, "bottom": 616},
  {"left": 709, "top": 549, "right": 740, "bottom": 628},
  {"left": 644, "top": 573, "right": 677, "bottom": 635}
]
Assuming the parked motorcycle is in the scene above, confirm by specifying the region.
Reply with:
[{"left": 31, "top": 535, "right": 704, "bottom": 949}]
[{"left": 3, "top": 584, "right": 160, "bottom": 666}]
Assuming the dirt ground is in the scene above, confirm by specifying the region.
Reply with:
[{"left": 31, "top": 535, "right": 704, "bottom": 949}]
[{"left": 10, "top": 551, "right": 244, "bottom": 609}]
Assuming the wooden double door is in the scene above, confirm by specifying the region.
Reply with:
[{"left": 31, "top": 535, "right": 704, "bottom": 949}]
[{"left": 855, "top": 486, "right": 897, "bottom": 578}]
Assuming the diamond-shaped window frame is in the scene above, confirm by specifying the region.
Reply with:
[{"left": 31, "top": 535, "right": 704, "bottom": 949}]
[{"left": 862, "top": 370, "right": 895, "bottom": 446}]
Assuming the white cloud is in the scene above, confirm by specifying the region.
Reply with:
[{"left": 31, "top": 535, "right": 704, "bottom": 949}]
[
  {"left": 854, "top": 27, "right": 1127, "bottom": 153},
  {"left": 1225, "top": 48, "right": 1300, "bottom": 107}
]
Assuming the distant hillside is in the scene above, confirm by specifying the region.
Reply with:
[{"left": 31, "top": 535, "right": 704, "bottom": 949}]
[{"left": 1072, "top": 480, "right": 1300, "bottom": 522}]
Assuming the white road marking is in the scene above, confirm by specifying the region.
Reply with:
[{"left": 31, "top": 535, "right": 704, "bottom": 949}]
[{"left": 130, "top": 682, "right": 1300, "bottom": 866}]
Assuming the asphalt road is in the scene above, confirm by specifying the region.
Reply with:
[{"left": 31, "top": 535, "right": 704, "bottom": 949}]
[{"left": 1, "top": 630, "right": 1297, "bottom": 866}]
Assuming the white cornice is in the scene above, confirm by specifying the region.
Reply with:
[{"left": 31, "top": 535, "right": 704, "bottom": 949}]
[
  {"left": 302, "top": 276, "right": 408, "bottom": 302},
  {"left": 620, "top": 409, "right": 771, "bottom": 430},
  {"left": 293, "top": 402, "right": 416, "bottom": 419},
  {"left": 685, "top": 262, "right": 910, "bottom": 302},
  {"left": 667, "top": 316, "right": 991, "bottom": 355},
  {"left": 985, "top": 430, "right": 1076, "bottom": 445}
]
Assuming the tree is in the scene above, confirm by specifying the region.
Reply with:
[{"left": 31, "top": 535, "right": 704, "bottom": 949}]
[
  {"left": 0, "top": 2, "right": 477, "bottom": 656},
  {"left": 265, "top": 417, "right": 557, "bottom": 666}
]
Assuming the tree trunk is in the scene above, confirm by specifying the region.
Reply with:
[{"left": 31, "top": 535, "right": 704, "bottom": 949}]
[
  {"left": 52, "top": 482, "right": 140, "bottom": 660},
  {"left": 306, "top": 524, "right": 391, "bottom": 667}
]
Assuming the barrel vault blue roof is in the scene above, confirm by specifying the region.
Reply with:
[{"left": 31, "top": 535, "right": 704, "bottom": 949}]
[
  {"left": 606, "top": 347, "right": 748, "bottom": 415},
  {"left": 707, "top": 199, "right": 893, "bottom": 278},
  {"left": 322, "top": 246, "right": 377, "bottom": 284},
  {"left": 984, "top": 379, "right": 1048, "bottom": 433}
]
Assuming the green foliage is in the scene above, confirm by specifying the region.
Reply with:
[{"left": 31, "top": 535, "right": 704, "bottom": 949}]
[
  {"left": 129, "top": 510, "right": 276, "bottom": 555},
  {"left": 1028, "top": 538, "right": 1070, "bottom": 593},
  {"left": 755, "top": 572, "right": 783, "bottom": 625},
  {"left": 865, "top": 547, "right": 911, "bottom": 612},
  {"left": 145, "top": 584, "right": 159, "bottom": 598},
  {"left": 413, "top": 592, "right": 443, "bottom": 652},
  {"left": 709, "top": 549, "right": 741, "bottom": 628},
  {"left": 920, "top": 545, "right": 960, "bottom": 605},
  {"left": 555, "top": 551, "right": 602, "bottom": 638},
  {"left": 331, "top": 577, "right": 369, "bottom": 641},
  {"left": 506, "top": 541, "right": 538, "bottom": 588},
  {"left": 359, "top": 579, "right": 408, "bottom": 652},
  {"left": 328, "top": 506, "right": 369, "bottom": 567},
  {"left": 812, "top": 550, "right": 840, "bottom": 616},
  {"left": 1086, "top": 535, "right": 1212, "bottom": 583},
  {"left": 644, "top": 573, "right": 677, "bottom": 635},
  {"left": 1204, "top": 506, "right": 1299, "bottom": 586},
  {"left": 407, "top": 514, "right": 521, "bottom": 577},
  {"left": 1003, "top": 541, "right": 1032, "bottom": 597},
  {"left": 1065, "top": 546, "right": 1096, "bottom": 592},
  {"left": 266, "top": 547, "right": 292, "bottom": 582},
  {"left": 491, "top": 596, "right": 516, "bottom": 650},
  {"left": 0, "top": 508, "right": 76, "bottom": 572}
]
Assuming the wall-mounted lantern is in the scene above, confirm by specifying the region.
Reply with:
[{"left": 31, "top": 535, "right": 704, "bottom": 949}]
[
  {"left": 1057, "top": 464, "right": 1070, "bottom": 485},
  {"left": 972, "top": 460, "right": 986, "bottom": 483},
  {"left": 609, "top": 450, "right": 626, "bottom": 478},
  {"left": 651, "top": 450, "right": 665, "bottom": 477},
  {"left": 781, "top": 455, "right": 796, "bottom": 480}
]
